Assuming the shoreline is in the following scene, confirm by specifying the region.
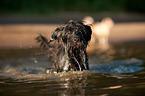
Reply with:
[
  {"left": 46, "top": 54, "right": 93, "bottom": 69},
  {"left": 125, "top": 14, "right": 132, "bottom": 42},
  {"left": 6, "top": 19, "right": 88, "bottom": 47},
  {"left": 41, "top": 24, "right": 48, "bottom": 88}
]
[
  {"left": 0, "top": 22, "right": 145, "bottom": 50},
  {"left": 0, "top": 13, "right": 145, "bottom": 24}
]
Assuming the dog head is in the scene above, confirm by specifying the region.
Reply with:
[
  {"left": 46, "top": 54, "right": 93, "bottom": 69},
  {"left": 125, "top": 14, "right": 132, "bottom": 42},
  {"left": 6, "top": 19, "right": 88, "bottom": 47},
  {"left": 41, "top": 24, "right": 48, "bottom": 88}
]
[{"left": 49, "top": 20, "right": 92, "bottom": 49}]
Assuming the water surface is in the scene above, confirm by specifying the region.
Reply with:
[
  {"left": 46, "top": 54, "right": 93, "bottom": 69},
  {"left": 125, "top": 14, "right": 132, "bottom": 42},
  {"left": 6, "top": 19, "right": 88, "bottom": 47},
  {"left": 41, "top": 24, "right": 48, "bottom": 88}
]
[{"left": 0, "top": 43, "right": 145, "bottom": 96}]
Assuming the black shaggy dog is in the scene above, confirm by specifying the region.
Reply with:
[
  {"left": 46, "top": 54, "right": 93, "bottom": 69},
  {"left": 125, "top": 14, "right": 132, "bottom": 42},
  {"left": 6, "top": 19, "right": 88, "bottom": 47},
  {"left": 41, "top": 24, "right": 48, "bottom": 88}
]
[{"left": 36, "top": 20, "right": 92, "bottom": 72}]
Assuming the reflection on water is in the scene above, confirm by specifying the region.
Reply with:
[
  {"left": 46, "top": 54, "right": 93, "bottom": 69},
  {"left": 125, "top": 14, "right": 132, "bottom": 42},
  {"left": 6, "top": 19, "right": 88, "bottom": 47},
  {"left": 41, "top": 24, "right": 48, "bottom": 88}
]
[{"left": 0, "top": 43, "right": 145, "bottom": 96}]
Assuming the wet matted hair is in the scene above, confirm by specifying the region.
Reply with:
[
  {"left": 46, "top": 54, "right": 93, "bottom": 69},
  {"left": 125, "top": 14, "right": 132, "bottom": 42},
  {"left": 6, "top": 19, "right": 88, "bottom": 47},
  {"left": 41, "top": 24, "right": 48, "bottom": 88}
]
[{"left": 36, "top": 20, "right": 92, "bottom": 72}]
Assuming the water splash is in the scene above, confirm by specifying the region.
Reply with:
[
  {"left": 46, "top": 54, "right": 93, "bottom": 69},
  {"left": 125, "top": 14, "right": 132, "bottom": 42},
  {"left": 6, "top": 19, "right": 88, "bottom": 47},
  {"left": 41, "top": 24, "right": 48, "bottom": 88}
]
[
  {"left": 0, "top": 58, "right": 144, "bottom": 80},
  {"left": 89, "top": 58, "right": 144, "bottom": 74}
]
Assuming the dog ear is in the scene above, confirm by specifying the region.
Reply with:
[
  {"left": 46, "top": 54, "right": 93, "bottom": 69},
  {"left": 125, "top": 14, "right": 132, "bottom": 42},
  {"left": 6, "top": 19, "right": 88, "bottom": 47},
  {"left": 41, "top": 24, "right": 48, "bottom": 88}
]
[{"left": 84, "top": 25, "right": 92, "bottom": 42}]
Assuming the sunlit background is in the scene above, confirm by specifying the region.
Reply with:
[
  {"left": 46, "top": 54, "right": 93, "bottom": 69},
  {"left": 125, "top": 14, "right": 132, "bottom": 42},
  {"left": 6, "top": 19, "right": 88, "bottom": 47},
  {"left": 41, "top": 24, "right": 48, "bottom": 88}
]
[
  {"left": 0, "top": 0, "right": 145, "bottom": 96},
  {"left": 0, "top": 0, "right": 145, "bottom": 49}
]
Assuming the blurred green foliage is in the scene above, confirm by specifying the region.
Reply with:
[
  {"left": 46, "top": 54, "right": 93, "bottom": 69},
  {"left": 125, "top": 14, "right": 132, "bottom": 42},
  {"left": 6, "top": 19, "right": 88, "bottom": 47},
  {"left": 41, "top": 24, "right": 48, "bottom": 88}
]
[{"left": 0, "top": 0, "right": 145, "bottom": 15}]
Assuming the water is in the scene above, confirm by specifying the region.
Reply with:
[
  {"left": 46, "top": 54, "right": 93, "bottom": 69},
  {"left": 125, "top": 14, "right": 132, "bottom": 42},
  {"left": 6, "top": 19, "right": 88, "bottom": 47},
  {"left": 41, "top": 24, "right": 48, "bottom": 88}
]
[{"left": 0, "top": 43, "right": 145, "bottom": 96}]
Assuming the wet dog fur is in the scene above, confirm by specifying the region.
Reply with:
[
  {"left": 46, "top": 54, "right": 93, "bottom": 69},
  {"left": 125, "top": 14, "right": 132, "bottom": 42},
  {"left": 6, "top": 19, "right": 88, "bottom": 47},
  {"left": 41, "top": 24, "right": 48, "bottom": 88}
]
[{"left": 36, "top": 20, "right": 92, "bottom": 72}]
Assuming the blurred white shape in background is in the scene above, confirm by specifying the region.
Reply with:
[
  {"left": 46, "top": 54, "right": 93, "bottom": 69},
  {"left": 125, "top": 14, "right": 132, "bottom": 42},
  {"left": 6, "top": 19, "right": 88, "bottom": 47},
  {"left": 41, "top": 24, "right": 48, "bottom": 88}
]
[{"left": 83, "top": 16, "right": 114, "bottom": 51}]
